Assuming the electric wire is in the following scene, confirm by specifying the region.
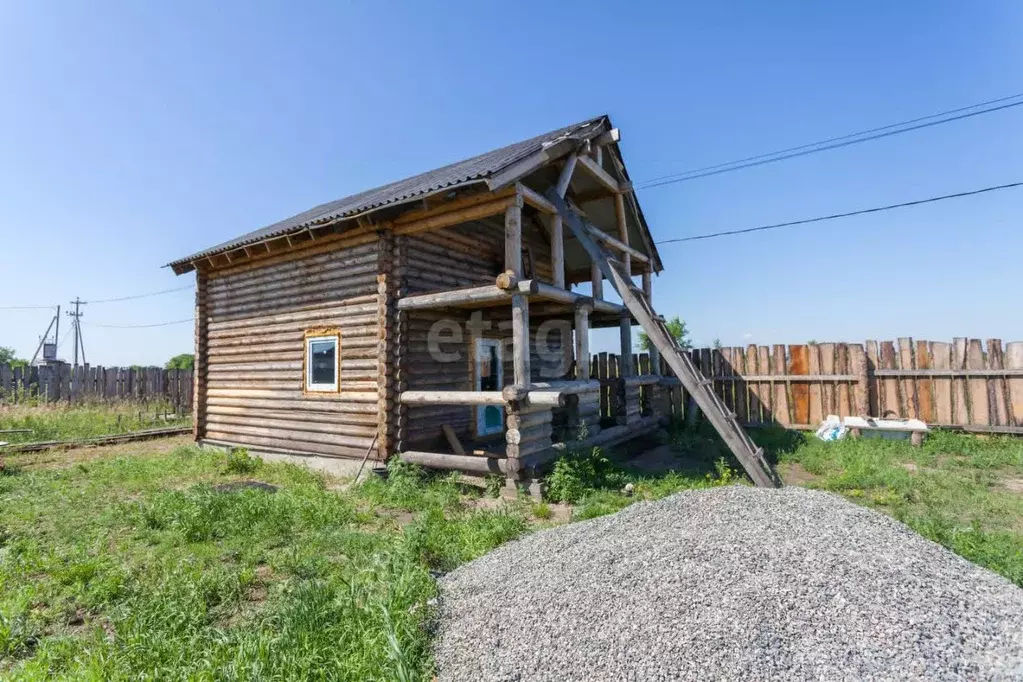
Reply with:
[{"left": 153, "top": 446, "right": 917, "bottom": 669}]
[
  {"left": 655, "top": 181, "right": 1023, "bottom": 244},
  {"left": 638, "top": 96, "right": 1023, "bottom": 189}
]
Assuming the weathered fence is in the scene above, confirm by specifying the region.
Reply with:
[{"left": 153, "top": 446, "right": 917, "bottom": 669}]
[
  {"left": 0, "top": 363, "right": 193, "bottom": 410},
  {"left": 589, "top": 338, "right": 1023, "bottom": 434}
]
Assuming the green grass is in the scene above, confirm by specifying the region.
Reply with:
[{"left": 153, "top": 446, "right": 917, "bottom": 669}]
[
  {"left": 0, "top": 448, "right": 526, "bottom": 680},
  {"left": 764, "top": 427, "right": 1023, "bottom": 586},
  {"left": 0, "top": 402, "right": 191, "bottom": 444}
]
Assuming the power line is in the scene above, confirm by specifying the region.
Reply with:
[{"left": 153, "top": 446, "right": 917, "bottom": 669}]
[
  {"left": 87, "top": 318, "right": 194, "bottom": 329},
  {"left": 87, "top": 285, "right": 192, "bottom": 304},
  {"left": 655, "top": 181, "right": 1023, "bottom": 244},
  {"left": 638, "top": 94, "right": 1023, "bottom": 189}
]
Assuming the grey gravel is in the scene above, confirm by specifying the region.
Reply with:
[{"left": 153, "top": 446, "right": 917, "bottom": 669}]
[{"left": 434, "top": 486, "right": 1023, "bottom": 681}]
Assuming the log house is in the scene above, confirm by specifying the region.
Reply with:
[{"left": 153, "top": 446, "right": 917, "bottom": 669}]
[{"left": 168, "top": 116, "right": 670, "bottom": 485}]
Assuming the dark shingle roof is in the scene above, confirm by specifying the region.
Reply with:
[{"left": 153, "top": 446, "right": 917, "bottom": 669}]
[{"left": 169, "top": 116, "right": 609, "bottom": 268}]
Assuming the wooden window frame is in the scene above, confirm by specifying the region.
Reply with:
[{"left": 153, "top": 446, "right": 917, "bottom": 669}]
[{"left": 303, "top": 328, "right": 341, "bottom": 395}]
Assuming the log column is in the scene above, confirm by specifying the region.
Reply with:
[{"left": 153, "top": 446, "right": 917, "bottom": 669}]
[
  {"left": 551, "top": 214, "right": 565, "bottom": 289},
  {"left": 615, "top": 192, "right": 631, "bottom": 279},
  {"left": 619, "top": 312, "right": 635, "bottom": 425},
  {"left": 505, "top": 401, "right": 553, "bottom": 486},
  {"left": 573, "top": 301, "right": 600, "bottom": 438},
  {"left": 591, "top": 263, "right": 603, "bottom": 300}
]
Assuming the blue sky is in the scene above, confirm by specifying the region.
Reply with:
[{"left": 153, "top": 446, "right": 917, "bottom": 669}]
[{"left": 2, "top": 1, "right": 1021, "bottom": 365}]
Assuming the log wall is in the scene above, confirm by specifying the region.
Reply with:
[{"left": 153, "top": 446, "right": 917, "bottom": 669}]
[
  {"left": 200, "top": 231, "right": 382, "bottom": 459},
  {"left": 395, "top": 219, "right": 567, "bottom": 451}
]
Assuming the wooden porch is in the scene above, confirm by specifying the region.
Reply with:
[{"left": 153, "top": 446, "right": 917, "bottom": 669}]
[{"left": 391, "top": 137, "right": 671, "bottom": 484}]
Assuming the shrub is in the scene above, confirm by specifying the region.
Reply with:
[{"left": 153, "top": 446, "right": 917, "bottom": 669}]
[
  {"left": 544, "top": 447, "right": 627, "bottom": 504},
  {"left": 223, "top": 447, "right": 261, "bottom": 475}
]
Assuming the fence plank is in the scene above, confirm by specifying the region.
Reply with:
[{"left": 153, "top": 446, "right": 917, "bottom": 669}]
[
  {"left": 866, "top": 340, "right": 880, "bottom": 417},
  {"left": 835, "top": 344, "right": 851, "bottom": 417},
  {"left": 897, "top": 338, "right": 917, "bottom": 418},
  {"left": 915, "top": 341, "right": 935, "bottom": 423},
  {"left": 1007, "top": 342, "right": 1023, "bottom": 427},
  {"left": 744, "top": 345, "right": 760, "bottom": 423},
  {"left": 733, "top": 347, "right": 748, "bottom": 424},
  {"left": 789, "top": 345, "right": 809, "bottom": 426},
  {"left": 806, "top": 344, "right": 823, "bottom": 425},
  {"left": 988, "top": 339, "right": 1008, "bottom": 427},
  {"left": 932, "top": 342, "right": 953, "bottom": 424},
  {"left": 771, "top": 345, "right": 789, "bottom": 425},
  {"left": 878, "top": 342, "right": 899, "bottom": 416},
  {"left": 967, "top": 339, "right": 989, "bottom": 426},
  {"left": 819, "top": 343, "right": 835, "bottom": 417},
  {"left": 952, "top": 338, "right": 968, "bottom": 425},
  {"left": 756, "top": 346, "right": 771, "bottom": 424}
]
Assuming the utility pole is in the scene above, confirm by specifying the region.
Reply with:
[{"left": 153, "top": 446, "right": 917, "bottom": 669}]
[
  {"left": 29, "top": 306, "right": 59, "bottom": 366},
  {"left": 67, "top": 298, "right": 87, "bottom": 367}
]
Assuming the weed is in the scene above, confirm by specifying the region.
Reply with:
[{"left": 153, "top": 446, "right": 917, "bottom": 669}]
[
  {"left": 222, "top": 447, "right": 261, "bottom": 475},
  {"left": 531, "top": 502, "right": 553, "bottom": 520},
  {"left": 484, "top": 474, "right": 503, "bottom": 498}
]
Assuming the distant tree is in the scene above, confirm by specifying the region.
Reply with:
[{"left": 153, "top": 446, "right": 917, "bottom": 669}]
[
  {"left": 165, "top": 354, "right": 195, "bottom": 371},
  {"left": 638, "top": 316, "right": 691, "bottom": 352},
  {"left": 0, "top": 346, "right": 27, "bottom": 369},
  {"left": 712, "top": 338, "right": 722, "bottom": 350}
]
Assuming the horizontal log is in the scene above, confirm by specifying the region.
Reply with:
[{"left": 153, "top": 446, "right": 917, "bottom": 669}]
[
  {"left": 399, "top": 451, "right": 509, "bottom": 474},
  {"left": 399, "top": 390, "right": 505, "bottom": 406},
  {"left": 872, "top": 369, "right": 1023, "bottom": 378},
  {"left": 506, "top": 413, "right": 553, "bottom": 430},
  {"left": 393, "top": 197, "right": 515, "bottom": 236},
  {"left": 581, "top": 223, "right": 648, "bottom": 264},
  {"left": 506, "top": 423, "right": 553, "bottom": 445},
  {"left": 207, "top": 388, "right": 377, "bottom": 401},
  {"left": 516, "top": 183, "right": 557, "bottom": 214},
  {"left": 205, "top": 421, "right": 376, "bottom": 447},
  {"left": 208, "top": 308, "right": 378, "bottom": 333},
  {"left": 623, "top": 374, "right": 661, "bottom": 388},
  {"left": 206, "top": 405, "right": 379, "bottom": 424},
  {"left": 207, "top": 414, "right": 378, "bottom": 438},
  {"left": 204, "top": 431, "right": 369, "bottom": 459},
  {"left": 575, "top": 153, "right": 620, "bottom": 194},
  {"left": 397, "top": 285, "right": 512, "bottom": 311}
]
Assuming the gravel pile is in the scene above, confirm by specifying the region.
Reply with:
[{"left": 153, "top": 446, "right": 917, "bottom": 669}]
[{"left": 434, "top": 486, "right": 1023, "bottom": 681}]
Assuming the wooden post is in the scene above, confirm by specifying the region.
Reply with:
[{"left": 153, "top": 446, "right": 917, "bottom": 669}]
[
  {"left": 851, "top": 343, "right": 870, "bottom": 417},
  {"left": 1006, "top": 342, "right": 1023, "bottom": 426},
  {"left": 619, "top": 314, "right": 633, "bottom": 376},
  {"left": 511, "top": 294, "right": 530, "bottom": 385},
  {"left": 590, "top": 263, "right": 603, "bottom": 300},
  {"left": 555, "top": 153, "right": 578, "bottom": 198},
  {"left": 641, "top": 271, "right": 659, "bottom": 375},
  {"left": 504, "top": 196, "right": 523, "bottom": 278},
  {"left": 574, "top": 303, "right": 591, "bottom": 380},
  {"left": 614, "top": 192, "right": 631, "bottom": 278},
  {"left": 551, "top": 213, "right": 565, "bottom": 289}
]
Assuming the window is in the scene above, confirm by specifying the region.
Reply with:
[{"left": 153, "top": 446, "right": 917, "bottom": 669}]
[{"left": 305, "top": 330, "right": 340, "bottom": 393}]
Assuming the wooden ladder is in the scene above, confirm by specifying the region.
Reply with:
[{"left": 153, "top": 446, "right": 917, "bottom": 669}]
[{"left": 546, "top": 189, "right": 781, "bottom": 488}]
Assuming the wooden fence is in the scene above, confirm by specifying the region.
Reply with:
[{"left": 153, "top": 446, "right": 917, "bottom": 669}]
[
  {"left": 0, "top": 363, "right": 193, "bottom": 411},
  {"left": 590, "top": 338, "right": 1023, "bottom": 434}
]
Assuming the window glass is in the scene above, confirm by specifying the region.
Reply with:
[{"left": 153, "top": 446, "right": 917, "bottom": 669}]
[{"left": 306, "top": 334, "right": 338, "bottom": 391}]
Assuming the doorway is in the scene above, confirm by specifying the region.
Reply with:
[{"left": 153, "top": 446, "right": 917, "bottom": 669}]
[{"left": 475, "top": 338, "right": 503, "bottom": 436}]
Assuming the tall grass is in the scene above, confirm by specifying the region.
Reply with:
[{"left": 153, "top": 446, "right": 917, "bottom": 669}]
[{"left": 0, "top": 401, "right": 190, "bottom": 444}]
